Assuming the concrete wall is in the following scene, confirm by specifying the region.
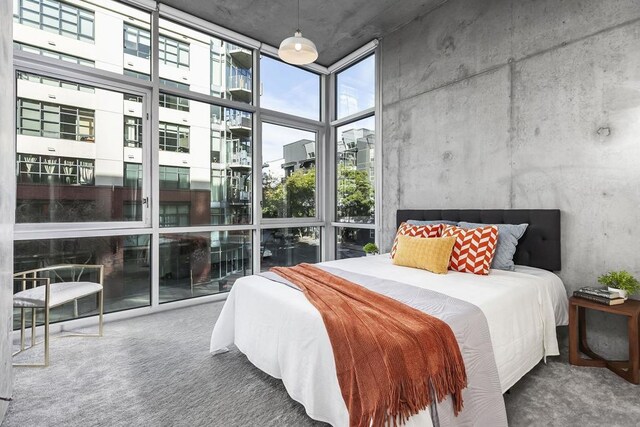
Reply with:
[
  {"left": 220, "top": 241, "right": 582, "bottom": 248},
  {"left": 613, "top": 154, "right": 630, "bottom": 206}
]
[
  {"left": 1, "top": 0, "right": 15, "bottom": 419},
  {"left": 380, "top": 0, "right": 640, "bottom": 357}
]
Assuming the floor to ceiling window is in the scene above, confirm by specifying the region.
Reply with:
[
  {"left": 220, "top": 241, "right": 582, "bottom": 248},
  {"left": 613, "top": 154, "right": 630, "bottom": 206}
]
[
  {"left": 332, "top": 54, "right": 378, "bottom": 259},
  {"left": 11, "top": 0, "right": 378, "bottom": 327},
  {"left": 12, "top": 0, "right": 154, "bottom": 328},
  {"left": 259, "top": 55, "right": 323, "bottom": 269}
]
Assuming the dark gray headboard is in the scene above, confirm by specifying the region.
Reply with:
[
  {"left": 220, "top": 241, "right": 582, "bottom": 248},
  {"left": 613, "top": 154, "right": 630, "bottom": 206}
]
[{"left": 396, "top": 209, "right": 561, "bottom": 271}]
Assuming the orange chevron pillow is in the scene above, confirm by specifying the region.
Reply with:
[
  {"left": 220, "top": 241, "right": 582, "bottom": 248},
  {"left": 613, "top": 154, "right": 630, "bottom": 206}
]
[
  {"left": 441, "top": 224, "right": 499, "bottom": 275},
  {"left": 391, "top": 222, "right": 443, "bottom": 258}
]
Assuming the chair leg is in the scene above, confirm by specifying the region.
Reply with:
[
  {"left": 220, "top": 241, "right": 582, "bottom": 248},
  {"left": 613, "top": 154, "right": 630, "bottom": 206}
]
[
  {"left": 20, "top": 308, "right": 25, "bottom": 351},
  {"left": 98, "top": 290, "right": 104, "bottom": 337},
  {"left": 44, "top": 306, "right": 50, "bottom": 367},
  {"left": 31, "top": 308, "right": 36, "bottom": 347}
]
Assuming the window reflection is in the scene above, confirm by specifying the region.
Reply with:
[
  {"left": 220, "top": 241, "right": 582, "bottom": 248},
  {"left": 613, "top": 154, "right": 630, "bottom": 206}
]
[
  {"left": 336, "top": 228, "right": 375, "bottom": 259},
  {"left": 13, "top": 235, "right": 151, "bottom": 328},
  {"left": 260, "top": 227, "right": 320, "bottom": 271},
  {"left": 159, "top": 231, "right": 252, "bottom": 303}
]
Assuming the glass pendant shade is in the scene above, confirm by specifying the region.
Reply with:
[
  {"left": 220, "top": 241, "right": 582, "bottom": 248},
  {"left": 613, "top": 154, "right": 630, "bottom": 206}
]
[{"left": 278, "top": 31, "right": 318, "bottom": 65}]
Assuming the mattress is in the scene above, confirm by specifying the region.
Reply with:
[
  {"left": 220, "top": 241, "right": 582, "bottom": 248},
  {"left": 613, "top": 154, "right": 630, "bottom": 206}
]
[{"left": 210, "top": 255, "right": 569, "bottom": 426}]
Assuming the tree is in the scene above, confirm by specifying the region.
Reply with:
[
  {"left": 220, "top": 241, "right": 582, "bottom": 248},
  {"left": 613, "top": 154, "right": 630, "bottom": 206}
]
[
  {"left": 284, "top": 167, "right": 316, "bottom": 218},
  {"left": 262, "top": 173, "right": 286, "bottom": 218},
  {"left": 262, "top": 164, "right": 374, "bottom": 222},
  {"left": 337, "top": 165, "right": 374, "bottom": 222},
  {"left": 263, "top": 167, "right": 316, "bottom": 218}
]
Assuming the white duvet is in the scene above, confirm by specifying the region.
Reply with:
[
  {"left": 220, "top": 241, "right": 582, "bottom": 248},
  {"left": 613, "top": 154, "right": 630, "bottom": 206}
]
[{"left": 210, "top": 255, "right": 569, "bottom": 426}]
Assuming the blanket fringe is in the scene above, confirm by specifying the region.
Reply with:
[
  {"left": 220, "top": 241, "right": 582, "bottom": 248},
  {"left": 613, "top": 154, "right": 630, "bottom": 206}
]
[{"left": 363, "top": 372, "right": 466, "bottom": 427}]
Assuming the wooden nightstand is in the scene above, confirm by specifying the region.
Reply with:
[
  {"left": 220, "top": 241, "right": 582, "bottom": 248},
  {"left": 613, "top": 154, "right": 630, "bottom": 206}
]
[{"left": 569, "top": 296, "right": 640, "bottom": 384}]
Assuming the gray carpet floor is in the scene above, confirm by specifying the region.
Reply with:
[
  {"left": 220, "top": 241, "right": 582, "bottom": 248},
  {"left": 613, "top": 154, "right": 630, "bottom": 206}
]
[{"left": 3, "top": 301, "right": 640, "bottom": 427}]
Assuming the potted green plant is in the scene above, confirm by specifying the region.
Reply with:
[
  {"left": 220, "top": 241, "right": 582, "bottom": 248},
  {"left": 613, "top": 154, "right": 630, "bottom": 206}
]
[
  {"left": 598, "top": 270, "right": 640, "bottom": 300},
  {"left": 363, "top": 243, "right": 379, "bottom": 256}
]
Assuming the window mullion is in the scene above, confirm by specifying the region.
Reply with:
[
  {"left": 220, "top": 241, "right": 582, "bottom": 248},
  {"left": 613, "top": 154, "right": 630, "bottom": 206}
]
[
  {"left": 374, "top": 45, "right": 381, "bottom": 250},
  {"left": 150, "top": 6, "right": 161, "bottom": 307},
  {"left": 325, "top": 71, "right": 336, "bottom": 261},
  {"left": 252, "top": 46, "right": 262, "bottom": 275}
]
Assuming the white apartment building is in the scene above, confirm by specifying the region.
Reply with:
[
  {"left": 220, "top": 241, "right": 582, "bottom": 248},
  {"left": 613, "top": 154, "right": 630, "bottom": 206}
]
[{"left": 14, "top": 0, "right": 253, "bottom": 227}]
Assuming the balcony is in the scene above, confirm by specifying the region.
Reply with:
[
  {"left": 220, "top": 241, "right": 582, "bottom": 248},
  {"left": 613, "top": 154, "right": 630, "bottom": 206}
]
[
  {"left": 229, "top": 157, "right": 251, "bottom": 170},
  {"left": 229, "top": 189, "right": 251, "bottom": 205},
  {"left": 227, "top": 144, "right": 251, "bottom": 170},
  {"left": 227, "top": 45, "right": 252, "bottom": 69},
  {"left": 227, "top": 115, "right": 252, "bottom": 137},
  {"left": 227, "top": 74, "right": 252, "bottom": 103}
]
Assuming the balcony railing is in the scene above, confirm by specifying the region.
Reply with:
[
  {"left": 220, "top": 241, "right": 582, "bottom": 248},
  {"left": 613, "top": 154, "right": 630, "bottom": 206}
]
[
  {"left": 227, "top": 74, "right": 251, "bottom": 91},
  {"left": 227, "top": 115, "right": 252, "bottom": 129},
  {"left": 230, "top": 155, "right": 250, "bottom": 167},
  {"left": 226, "top": 72, "right": 252, "bottom": 103},
  {"left": 229, "top": 189, "right": 251, "bottom": 204}
]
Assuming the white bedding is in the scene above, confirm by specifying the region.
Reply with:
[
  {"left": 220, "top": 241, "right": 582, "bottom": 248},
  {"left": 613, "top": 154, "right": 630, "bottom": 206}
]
[{"left": 210, "top": 255, "right": 569, "bottom": 426}]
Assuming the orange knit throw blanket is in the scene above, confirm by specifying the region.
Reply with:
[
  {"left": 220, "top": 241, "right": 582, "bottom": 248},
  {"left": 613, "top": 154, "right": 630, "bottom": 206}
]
[{"left": 270, "top": 263, "right": 467, "bottom": 427}]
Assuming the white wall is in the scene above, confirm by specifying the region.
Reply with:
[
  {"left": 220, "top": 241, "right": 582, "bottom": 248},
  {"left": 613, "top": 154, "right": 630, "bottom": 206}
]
[{"left": 1, "top": 0, "right": 15, "bottom": 419}]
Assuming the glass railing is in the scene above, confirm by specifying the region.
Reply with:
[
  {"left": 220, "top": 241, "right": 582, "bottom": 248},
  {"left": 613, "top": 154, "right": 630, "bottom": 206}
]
[
  {"left": 226, "top": 114, "right": 252, "bottom": 129},
  {"left": 227, "top": 74, "right": 251, "bottom": 91}
]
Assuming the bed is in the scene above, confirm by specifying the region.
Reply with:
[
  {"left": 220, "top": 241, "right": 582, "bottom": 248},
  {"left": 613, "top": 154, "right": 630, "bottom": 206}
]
[{"left": 211, "top": 209, "right": 569, "bottom": 426}]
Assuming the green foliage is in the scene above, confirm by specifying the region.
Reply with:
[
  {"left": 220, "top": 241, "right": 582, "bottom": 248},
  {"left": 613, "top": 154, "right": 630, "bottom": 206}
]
[
  {"left": 284, "top": 167, "right": 316, "bottom": 218},
  {"left": 263, "top": 165, "right": 375, "bottom": 222},
  {"left": 336, "top": 165, "right": 374, "bottom": 221},
  {"left": 262, "top": 173, "right": 285, "bottom": 218},
  {"left": 363, "top": 243, "right": 379, "bottom": 254},
  {"left": 263, "top": 167, "right": 316, "bottom": 218},
  {"left": 598, "top": 270, "right": 640, "bottom": 295}
]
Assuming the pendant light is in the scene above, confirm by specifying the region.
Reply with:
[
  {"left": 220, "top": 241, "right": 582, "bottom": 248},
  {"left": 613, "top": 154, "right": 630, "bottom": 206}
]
[{"left": 278, "top": 0, "right": 318, "bottom": 65}]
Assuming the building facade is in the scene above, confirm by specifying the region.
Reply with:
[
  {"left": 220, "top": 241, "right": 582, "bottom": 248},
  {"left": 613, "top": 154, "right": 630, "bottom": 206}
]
[{"left": 13, "top": 0, "right": 253, "bottom": 305}]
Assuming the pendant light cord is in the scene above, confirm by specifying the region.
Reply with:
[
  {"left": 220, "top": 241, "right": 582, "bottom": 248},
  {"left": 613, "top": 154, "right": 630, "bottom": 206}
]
[{"left": 297, "top": 0, "right": 300, "bottom": 32}]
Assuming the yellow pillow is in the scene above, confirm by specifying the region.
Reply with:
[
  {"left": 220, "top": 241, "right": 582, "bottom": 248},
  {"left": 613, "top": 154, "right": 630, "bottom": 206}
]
[{"left": 392, "top": 235, "right": 457, "bottom": 274}]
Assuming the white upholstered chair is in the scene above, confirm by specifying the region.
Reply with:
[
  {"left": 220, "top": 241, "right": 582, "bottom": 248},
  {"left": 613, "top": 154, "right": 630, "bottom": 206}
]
[{"left": 13, "top": 264, "right": 104, "bottom": 367}]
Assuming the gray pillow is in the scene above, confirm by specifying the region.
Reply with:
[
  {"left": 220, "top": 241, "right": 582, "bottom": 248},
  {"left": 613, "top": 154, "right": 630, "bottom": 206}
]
[
  {"left": 407, "top": 219, "right": 457, "bottom": 226},
  {"left": 457, "top": 222, "right": 528, "bottom": 271}
]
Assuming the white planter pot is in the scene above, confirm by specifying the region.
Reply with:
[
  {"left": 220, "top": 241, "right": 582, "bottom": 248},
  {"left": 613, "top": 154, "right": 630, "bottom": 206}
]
[{"left": 608, "top": 286, "right": 628, "bottom": 300}]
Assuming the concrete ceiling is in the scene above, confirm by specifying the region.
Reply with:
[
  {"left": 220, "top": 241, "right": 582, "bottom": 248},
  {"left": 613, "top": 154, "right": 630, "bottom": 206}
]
[{"left": 160, "top": 0, "right": 445, "bottom": 66}]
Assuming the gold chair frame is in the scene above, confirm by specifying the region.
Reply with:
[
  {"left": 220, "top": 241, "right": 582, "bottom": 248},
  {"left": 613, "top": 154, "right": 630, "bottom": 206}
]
[{"left": 12, "top": 264, "right": 104, "bottom": 367}]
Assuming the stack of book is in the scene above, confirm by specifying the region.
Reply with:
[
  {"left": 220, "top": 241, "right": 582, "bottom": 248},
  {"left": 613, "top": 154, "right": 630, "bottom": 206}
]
[{"left": 573, "top": 287, "right": 625, "bottom": 305}]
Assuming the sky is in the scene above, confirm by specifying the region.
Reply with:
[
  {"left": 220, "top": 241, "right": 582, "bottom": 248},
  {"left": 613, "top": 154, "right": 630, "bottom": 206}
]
[
  {"left": 262, "top": 122, "right": 315, "bottom": 164},
  {"left": 336, "top": 55, "right": 375, "bottom": 118},
  {"left": 260, "top": 56, "right": 320, "bottom": 121},
  {"left": 260, "top": 55, "right": 375, "bottom": 164}
]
